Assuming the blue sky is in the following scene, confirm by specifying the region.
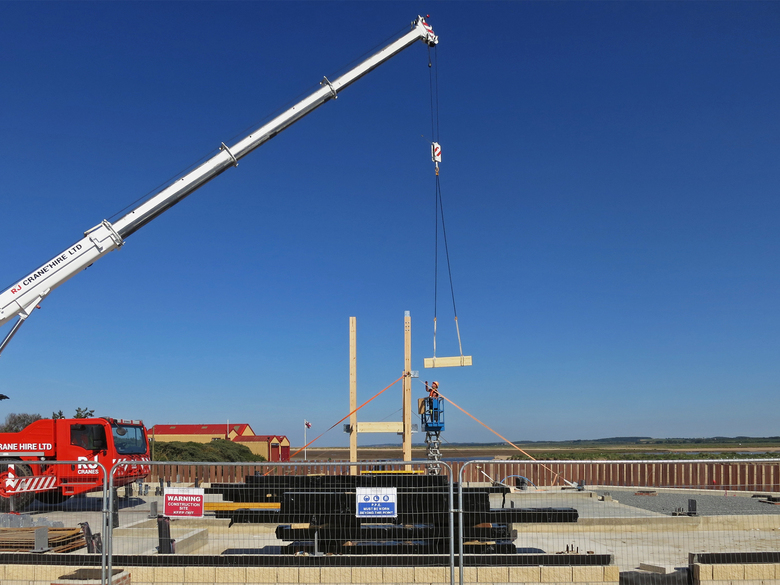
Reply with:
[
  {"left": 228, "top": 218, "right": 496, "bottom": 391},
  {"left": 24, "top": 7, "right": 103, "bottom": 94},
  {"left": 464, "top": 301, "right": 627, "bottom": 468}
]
[{"left": 1, "top": 2, "right": 778, "bottom": 447}]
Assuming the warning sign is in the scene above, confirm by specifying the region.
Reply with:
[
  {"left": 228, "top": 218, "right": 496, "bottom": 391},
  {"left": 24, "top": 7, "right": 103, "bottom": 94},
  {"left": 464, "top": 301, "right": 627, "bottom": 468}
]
[
  {"left": 356, "top": 487, "right": 397, "bottom": 518},
  {"left": 163, "top": 487, "right": 205, "bottom": 518}
]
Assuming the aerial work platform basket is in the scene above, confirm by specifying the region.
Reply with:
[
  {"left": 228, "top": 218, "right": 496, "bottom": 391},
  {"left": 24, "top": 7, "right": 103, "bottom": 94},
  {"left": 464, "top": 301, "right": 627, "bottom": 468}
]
[{"left": 419, "top": 396, "right": 445, "bottom": 432}]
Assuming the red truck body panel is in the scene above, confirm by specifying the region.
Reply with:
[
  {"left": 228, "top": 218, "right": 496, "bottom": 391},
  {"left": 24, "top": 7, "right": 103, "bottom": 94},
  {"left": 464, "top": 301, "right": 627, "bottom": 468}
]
[{"left": 0, "top": 417, "right": 150, "bottom": 505}]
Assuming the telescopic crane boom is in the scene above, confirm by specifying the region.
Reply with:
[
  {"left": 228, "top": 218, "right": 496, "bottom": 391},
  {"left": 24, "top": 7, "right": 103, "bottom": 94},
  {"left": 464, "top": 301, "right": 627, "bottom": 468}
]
[{"left": 0, "top": 16, "right": 438, "bottom": 356}]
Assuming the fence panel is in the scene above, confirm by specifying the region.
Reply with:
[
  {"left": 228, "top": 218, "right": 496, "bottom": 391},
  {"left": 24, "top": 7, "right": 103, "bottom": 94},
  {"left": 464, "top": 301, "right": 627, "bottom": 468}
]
[
  {"left": 0, "top": 460, "right": 111, "bottom": 582},
  {"left": 457, "top": 459, "right": 780, "bottom": 585},
  {"left": 105, "top": 459, "right": 455, "bottom": 585}
]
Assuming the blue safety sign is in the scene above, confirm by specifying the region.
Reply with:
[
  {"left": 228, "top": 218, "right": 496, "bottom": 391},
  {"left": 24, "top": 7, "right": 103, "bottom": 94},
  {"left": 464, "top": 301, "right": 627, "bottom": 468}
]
[{"left": 356, "top": 487, "right": 397, "bottom": 518}]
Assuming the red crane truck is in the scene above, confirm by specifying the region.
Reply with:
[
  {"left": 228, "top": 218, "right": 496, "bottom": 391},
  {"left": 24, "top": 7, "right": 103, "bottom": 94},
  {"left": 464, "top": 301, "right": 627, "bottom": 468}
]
[{"left": 0, "top": 417, "right": 150, "bottom": 511}]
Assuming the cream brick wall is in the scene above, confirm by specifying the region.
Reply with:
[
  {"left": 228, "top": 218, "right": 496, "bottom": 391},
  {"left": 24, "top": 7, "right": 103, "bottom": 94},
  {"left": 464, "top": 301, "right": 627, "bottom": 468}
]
[
  {"left": 215, "top": 566, "right": 248, "bottom": 583},
  {"left": 510, "top": 565, "right": 542, "bottom": 582},
  {"left": 572, "top": 565, "right": 605, "bottom": 582},
  {"left": 4, "top": 561, "right": 622, "bottom": 585},
  {"left": 462, "top": 567, "right": 478, "bottom": 583},
  {"left": 541, "top": 566, "right": 574, "bottom": 583},
  {"left": 5, "top": 565, "right": 31, "bottom": 581},
  {"left": 476, "top": 566, "right": 508, "bottom": 582},
  {"left": 693, "top": 563, "right": 713, "bottom": 582},
  {"left": 245, "top": 566, "right": 276, "bottom": 583},
  {"left": 277, "top": 567, "right": 301, "bottom": 583},
  {"left": 693, "top": 562, "right": 780, "bottom": 584},
  {"left": 149, "top": 566, "right": 186, "bottom": 583},
  {"left": 414, "top": 566, "right": 449, "bottom": 583},
  {"left": 744, "top": 563, "right": 776, "bottom": 580},
  {"left": 351, "top": 567, "right": 382, "bottom": 583},
  {"left": 320, "top": 567, "right": 351, "bottom": 584},
  {"left": 34, "top": 564, "right": 63, "bottom": 581},
  {"left": 383, "top": 567, "right": 416, "bottom": 583},
  {"left": 129, "top": 566, "right": 156, "bottom": 583},
  {"left": 184, "top": 566, "right": 217, "bottom": 582},
  {"left": 712, "top": 564, "right": 746, "bottom": 581},
  {"left": 299, "top": 566, "right": 322, "bottom": 583}
]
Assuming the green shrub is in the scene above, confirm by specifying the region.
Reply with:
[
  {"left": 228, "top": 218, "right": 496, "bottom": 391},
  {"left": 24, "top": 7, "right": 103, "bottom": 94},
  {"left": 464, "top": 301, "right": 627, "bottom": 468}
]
[{"left": 151, "top": 439, "right": 265, "bottom": 462}]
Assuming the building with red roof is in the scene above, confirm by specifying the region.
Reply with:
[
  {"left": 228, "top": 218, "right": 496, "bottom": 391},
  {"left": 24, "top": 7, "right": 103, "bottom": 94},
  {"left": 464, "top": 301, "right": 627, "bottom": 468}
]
[
  {"left": 149, "top": 423, "right": 289, "bottom": 461},
  {"left": 234, "top": 435, "right": 290, "bottom": 462}
]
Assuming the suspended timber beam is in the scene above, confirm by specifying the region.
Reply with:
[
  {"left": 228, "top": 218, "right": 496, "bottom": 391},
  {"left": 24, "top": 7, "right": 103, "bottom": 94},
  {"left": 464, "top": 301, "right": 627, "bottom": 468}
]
[{"left": 424, "top": 355, "right": 473, "bottom": 368}]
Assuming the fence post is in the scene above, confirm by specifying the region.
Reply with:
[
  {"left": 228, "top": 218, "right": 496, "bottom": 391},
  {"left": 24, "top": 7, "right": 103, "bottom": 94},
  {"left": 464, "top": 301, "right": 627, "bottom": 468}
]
[{"left": 447, "top": 462, "right": 455, "bottom": 585}]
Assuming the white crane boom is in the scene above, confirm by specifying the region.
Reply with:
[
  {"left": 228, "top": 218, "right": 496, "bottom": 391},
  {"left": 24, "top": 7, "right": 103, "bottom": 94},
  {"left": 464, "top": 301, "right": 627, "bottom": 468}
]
[{"left": 0, "top": 17, "right": 438, "bottom": 355}]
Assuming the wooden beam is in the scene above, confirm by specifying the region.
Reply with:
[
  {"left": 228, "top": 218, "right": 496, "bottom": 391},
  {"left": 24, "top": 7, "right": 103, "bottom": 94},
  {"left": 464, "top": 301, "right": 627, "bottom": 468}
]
[
  {"left": 403, "top": 311, "right": 412, "bottom": 467},
  {"left": 424, "top": 355, "right": 473, "bottom": 368},
  {"left": 349, "top": 316, "right": 357, "bottom": 475},
  {"left": 204, "top": 502, "right": 280, "bottom": 511},
  {"left": 356, "top": 421, "right": 403, "bottom": 433}
]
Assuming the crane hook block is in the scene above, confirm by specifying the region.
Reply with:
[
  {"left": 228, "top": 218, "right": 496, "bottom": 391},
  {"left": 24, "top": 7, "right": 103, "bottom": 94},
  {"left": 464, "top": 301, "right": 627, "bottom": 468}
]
[{"left": 431, "top": 142, "right": 442, "bottom": 163}]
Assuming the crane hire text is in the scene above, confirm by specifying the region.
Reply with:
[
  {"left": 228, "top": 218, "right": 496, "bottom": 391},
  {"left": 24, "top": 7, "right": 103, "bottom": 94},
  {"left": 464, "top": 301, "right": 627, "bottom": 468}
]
[
  {"left": 11, "top": 244, "right": 83, "bottom": 293},
  {"left": 0, "top": 442, "right": 52, "bottom": 451}
]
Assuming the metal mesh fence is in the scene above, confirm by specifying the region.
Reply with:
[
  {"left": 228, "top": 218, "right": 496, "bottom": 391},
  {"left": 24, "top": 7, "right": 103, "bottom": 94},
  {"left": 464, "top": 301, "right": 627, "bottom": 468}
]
[
  {"left": 457, "top": 459, "right": 780, "bottom": 585},
  {"left": 0, "top": 460, "right": 111, "bottom": 583},
  {"left": 107, "top": 460, "right": 455, "bottom": 584},
  {"left": 0, "top": 458, "right": 779, "bottom": 584}
]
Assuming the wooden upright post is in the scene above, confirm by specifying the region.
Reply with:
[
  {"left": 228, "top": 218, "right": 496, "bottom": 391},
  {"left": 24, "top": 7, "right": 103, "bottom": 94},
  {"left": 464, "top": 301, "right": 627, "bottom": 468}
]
[
  {"left": 403, "top": 311, "right": 412, "bottom": 465},
  {"left": 349, "top": 317, "right": 358, "bottom": 474}
]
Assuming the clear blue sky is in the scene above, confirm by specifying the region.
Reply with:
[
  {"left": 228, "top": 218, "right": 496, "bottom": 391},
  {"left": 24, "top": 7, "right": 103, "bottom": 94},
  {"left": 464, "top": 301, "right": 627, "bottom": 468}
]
[{"left": 1, "top": 2, "right": 778, "bottom": 447}]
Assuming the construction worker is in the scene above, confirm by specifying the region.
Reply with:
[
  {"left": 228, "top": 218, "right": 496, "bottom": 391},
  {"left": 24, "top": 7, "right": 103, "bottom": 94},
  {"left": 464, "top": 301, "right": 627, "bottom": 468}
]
[{"left": 425, "top": 381, "right": 440, "bottom": 399}]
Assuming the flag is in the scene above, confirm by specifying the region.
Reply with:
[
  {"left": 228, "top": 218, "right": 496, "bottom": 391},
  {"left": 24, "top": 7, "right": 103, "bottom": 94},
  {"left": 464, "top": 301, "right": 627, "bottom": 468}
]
[{"left": 304, "top": 420, "right": 312, "bottom": 429}]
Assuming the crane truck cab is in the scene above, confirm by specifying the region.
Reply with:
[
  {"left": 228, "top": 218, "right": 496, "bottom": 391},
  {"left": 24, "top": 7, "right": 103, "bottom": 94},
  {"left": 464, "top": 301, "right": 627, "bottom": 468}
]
[{"left": 0, "top": 417, "right": 150, "bottom": 511}]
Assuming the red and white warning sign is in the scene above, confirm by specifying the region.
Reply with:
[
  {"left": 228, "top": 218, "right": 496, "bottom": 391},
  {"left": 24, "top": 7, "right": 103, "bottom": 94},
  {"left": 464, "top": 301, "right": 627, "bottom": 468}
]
[{"left": 163, "top": 487, "right": 205, "bottom": 518}]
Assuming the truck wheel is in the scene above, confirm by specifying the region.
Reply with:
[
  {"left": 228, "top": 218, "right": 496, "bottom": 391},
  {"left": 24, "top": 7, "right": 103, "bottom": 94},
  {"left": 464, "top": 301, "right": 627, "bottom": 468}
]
[
  {"left": 35, "top": 489, "right": 71, "bottom": 505},
  {"left": 0, "top": 463, "right": 35, "bottom": 512}
]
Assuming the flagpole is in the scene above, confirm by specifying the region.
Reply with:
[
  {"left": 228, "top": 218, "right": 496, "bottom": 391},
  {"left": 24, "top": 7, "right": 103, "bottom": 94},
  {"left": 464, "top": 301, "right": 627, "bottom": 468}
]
[{"left": 304, "top": 420, "right": 307, "bottom": 461}]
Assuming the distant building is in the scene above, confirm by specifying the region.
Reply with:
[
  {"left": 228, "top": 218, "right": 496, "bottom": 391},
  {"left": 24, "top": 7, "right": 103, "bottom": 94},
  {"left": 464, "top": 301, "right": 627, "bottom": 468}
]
[
  {"left": 235, "top": 435, "right": 290, "bottom": 462},
  {"left": 149, "top": 424, "right": 289, "bottom": 461},
  {"left": 150, "top": 423, "right": 255, "bottom": 443}
]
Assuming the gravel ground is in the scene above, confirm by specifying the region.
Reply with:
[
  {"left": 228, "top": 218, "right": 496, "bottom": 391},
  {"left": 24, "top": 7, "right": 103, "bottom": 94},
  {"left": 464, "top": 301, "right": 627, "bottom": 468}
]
[{"left": 596, "top": 488, "right": 780, "bottom": 516}]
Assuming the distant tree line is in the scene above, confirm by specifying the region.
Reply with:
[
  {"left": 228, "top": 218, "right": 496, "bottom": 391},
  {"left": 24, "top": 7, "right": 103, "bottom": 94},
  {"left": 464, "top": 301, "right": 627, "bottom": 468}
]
[{"left": 0, "top": 408, "right": 95, "bottom": 433}]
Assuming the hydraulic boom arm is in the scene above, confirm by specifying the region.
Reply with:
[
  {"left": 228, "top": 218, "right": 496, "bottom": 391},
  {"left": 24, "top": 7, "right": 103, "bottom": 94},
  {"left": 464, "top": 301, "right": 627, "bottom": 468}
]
[{"left": 0, "top": 17, "right": 438, "bottom": 355}]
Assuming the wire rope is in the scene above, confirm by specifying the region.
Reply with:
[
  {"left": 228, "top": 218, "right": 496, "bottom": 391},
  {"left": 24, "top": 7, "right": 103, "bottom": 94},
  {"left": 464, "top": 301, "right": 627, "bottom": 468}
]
[{"left": 429, "top": 44, "right": 464, "bottom": 358}]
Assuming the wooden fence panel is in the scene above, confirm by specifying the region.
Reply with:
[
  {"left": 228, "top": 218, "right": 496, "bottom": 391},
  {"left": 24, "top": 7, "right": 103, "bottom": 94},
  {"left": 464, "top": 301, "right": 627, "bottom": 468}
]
[{"left": 144, "top": 460, "right": 780, "bottom": 492}]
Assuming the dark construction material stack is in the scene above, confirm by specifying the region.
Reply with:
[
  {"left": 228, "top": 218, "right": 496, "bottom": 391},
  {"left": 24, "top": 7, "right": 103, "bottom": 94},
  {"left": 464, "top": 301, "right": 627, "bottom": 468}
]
[{"left": 206, "top": 474, "right": 578, "bottom": 556}]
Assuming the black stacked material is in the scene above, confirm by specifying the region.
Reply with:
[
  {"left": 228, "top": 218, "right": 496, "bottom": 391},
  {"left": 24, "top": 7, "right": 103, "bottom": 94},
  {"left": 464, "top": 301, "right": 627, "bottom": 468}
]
[
  {"left": 275, "top": 523, "right": 448, "bottom": 541},
  {"left": 464, "top": 507, "right": 579, "bottom": 525},
  {"left": 206, "top": 473, "right": 578, "bottom": 556}
]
